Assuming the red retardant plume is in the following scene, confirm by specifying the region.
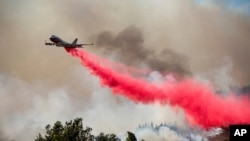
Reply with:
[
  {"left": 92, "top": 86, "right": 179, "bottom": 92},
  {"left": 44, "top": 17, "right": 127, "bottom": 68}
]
[{"left": 65, "top": 48, "right": 250, "bottom": 129}]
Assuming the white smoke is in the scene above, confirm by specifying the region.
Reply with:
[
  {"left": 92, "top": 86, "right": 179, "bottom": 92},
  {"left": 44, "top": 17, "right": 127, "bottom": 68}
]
[
  {"left": 134, "top": 124, "right": 223, "bottom": 141},
  {"left": 0, "top": 67, "right": 213, "bottom": 141},
  {"left": 195, "top": 57, "right": 235, "bottom": 91},
  {"left": 1, "top": 0, "right": 248, "bottom": 140},
  {"left": 135, "top": 126, "right": 208, "bottom": 141}
]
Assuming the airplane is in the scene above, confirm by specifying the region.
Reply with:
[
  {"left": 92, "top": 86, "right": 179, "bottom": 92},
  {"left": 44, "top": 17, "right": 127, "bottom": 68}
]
[{"left": 45, "top": 35, "right": 94, "bottom": 48}]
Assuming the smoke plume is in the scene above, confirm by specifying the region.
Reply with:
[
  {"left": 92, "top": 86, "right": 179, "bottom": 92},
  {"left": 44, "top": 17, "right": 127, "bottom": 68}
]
[
  {"left": 95, "top": 26, "right": 191, "bottom": 77},
  {"left": 134, "top": 123, "right": 220, "bottom": 141},
  {"left": 1, "top": 0, "right": 250, "bottom": 140}
]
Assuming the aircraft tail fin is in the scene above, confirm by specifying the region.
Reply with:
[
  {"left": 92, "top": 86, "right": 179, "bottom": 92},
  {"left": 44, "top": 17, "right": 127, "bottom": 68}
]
[{"left": 72, "top": 38, "right": 78, "bottom": 45}]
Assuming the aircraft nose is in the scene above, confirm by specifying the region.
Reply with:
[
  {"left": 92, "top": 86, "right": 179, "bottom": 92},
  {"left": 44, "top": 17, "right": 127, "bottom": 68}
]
[{"left": 50, "top": 36, "right": 57, "bottom": 42}]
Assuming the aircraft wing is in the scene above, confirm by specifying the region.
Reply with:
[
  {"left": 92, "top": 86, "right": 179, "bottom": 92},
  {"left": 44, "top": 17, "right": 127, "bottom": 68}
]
[
  {"left": 76, "top": 43, "right": 94, "bottom": 46},
  {"left": 63, "top": 44, "right": 86, "bottom": 48}
]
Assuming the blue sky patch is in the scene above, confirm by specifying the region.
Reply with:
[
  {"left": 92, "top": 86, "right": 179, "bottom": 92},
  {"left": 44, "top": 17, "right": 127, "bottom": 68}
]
[{"left": 195, "top": 0, "right": 250, "bottom": 15}]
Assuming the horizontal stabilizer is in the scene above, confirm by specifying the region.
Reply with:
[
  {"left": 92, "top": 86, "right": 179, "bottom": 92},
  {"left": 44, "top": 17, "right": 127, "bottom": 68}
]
[{"left": 45, "top": 42, "right": 55, "bottom": 46}]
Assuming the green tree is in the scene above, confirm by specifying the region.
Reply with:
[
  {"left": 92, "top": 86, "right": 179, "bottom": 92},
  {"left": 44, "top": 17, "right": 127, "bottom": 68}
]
[
  {"left": 126, "top": 131, "right": 137, "bottom": 141},
  {"left": 36, "top": 133, "right": 46, "bottom": 141},
  {"left": 35, "top": 118, "right": 94, "bottom": 141},
  {"left": 95, "top": 132, "right": 119, "bottom": 141}
]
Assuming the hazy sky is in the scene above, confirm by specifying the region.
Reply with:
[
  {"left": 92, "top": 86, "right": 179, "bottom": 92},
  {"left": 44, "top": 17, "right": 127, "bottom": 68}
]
[
  {"left": 0, "top": 0, "right": 249, "bottom": 140},
  {"left": 1, "top": 0, "right": 250, "bottom": 85}
]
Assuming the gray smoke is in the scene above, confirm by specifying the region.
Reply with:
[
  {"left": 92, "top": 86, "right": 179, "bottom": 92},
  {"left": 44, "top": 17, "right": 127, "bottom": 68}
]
[
  {"left": 95, "top": 26, "right": 191, "bottom": 77},
  {"left": 0, "top": 0, "right": 250, "bottom": 140},
  {"left": 134, "top": 124, "right": 210, "bottom": 141},
  {"left": 1, "top": 0, "right": 250, "bottom": 85}
]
